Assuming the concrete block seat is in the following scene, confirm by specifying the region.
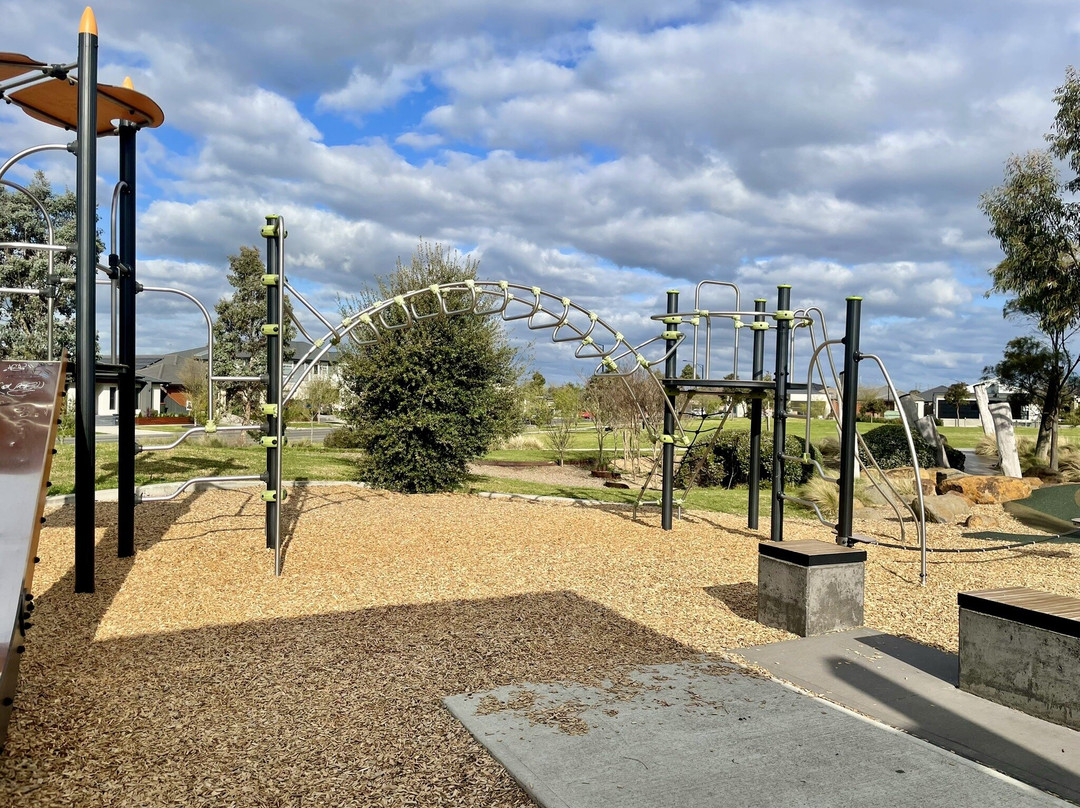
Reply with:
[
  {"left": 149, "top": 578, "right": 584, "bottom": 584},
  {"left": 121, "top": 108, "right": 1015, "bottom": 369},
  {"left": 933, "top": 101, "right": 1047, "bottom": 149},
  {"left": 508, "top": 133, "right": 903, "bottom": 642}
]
[
  {"left": 958, "top": 587, "right": 1080, "bottom": 730},
  {"left": 757, "top": 539, "right": 866, "bottom": 637}
]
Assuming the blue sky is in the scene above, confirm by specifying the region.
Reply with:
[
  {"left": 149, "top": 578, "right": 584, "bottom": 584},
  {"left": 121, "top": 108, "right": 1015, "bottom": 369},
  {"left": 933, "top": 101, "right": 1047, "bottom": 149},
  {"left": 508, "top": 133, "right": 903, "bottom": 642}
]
[{"left": 1, "top": 0, "right": 1079, "bottom": 391}]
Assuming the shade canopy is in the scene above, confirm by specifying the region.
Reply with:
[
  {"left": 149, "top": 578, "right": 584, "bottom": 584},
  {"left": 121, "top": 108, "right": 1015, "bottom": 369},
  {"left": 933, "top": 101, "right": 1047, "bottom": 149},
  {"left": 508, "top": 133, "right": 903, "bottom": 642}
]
[
  {"left": 0, "top": 53, "right": 46, "bottom": 82},
  {"left": 0, "top": 52, "right": 164, "bottom": 134}
]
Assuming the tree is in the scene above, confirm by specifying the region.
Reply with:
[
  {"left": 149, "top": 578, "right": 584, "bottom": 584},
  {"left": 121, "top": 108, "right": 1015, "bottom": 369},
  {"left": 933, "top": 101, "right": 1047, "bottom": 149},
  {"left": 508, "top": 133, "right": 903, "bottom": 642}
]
[
  {"left": 581, "top": 373, "right": 620, "bottom": 469},
  {"left": 979, "top": 68, "right": 1080, "bottom": 466},
  {"left": 338, "top": 241, "right": 522, "bottom": 492},
  {"left": 177, "top": 358, "right": 209, "bottom": 425},
  {"left": 546, "top": 383, "right": 581, "bottom": 466},
  {"left": 984, "top": 336, "right": 1080, "bottom": 423},
  {"left": 862, "top": 396, "right": 886, "bottom": 422},
  {"left": 213, "top": 246, "right": 296, "bottom": 421},
  {"left": 521, "top": 370, "right": 551, "bottom": 428},
  {"left": 679, "top": 363, "right": 696, "bottom": 380},
  {"left": 0, "top": 172, "right": 79, "bottom": 360},
  {"left": 943, "top": 382, "right": 969, "bottom": 428},
  {"left": 302, "top": 375, "right": 340, "bottom": 438}
]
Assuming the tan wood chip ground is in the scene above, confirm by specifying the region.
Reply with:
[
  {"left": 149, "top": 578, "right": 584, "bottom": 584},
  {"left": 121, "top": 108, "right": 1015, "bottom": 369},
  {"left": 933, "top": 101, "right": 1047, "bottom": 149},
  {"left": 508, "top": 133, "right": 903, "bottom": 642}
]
[{"left": 2, "top": 484, "right": 1078, "bottom": 807}]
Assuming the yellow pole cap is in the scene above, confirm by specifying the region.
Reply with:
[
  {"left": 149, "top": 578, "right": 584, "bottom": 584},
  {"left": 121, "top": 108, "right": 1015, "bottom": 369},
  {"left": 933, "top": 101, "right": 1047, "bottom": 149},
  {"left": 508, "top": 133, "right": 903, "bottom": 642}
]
[
  {"left": 122, "top": 76, "right": 134, "bottom": 89},
  {"left": 79, "top": 7, "right": 98, "bottom": 36}
]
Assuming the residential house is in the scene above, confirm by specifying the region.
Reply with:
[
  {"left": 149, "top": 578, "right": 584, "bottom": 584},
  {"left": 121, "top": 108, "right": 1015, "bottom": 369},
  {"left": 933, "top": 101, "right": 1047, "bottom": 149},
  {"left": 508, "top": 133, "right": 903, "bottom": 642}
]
[
  {"left": 920, "top": 380, "right": 1037, "bottom": 427},
  {"left": 118, "top": 341, "right": 343, "bottom": 418}
]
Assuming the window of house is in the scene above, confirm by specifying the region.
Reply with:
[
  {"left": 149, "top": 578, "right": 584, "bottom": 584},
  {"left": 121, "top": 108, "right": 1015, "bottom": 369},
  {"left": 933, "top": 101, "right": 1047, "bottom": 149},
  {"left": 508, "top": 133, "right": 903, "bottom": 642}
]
[{"left": 109, "top": 387, "right": 117, "bottom": 410}]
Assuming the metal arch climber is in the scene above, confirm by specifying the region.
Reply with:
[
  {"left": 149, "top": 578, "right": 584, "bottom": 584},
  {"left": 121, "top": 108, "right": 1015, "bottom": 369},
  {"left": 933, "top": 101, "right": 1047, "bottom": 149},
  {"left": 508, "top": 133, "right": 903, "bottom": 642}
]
[{"left": 281, "top": 279, "right": 686, "bottom": 443}]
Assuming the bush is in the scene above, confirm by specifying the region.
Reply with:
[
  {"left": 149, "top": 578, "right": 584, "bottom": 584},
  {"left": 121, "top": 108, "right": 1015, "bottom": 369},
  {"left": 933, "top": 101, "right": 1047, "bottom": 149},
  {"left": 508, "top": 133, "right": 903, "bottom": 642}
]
[
  {"left": 675, "top": 431, "right": 820, "bottom": 488},
  {"left": 815, "top": 435, "right": 840, "bottom": 464},
  {"left": 859, "top": 423, "right": 965, "bottom": 471},
  {"left": 323, "top": 426, "right": 364, "bottom": 449},
  {"left": 57, "top": 403, "right": 76, "bottom": 438}
]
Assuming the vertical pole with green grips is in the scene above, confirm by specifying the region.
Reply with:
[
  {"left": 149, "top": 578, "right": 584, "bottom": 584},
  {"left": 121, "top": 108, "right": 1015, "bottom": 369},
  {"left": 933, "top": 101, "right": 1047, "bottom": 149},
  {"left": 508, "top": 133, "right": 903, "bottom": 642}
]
[
  {"left": 661, "top": 290, "right": 680, "bottom": 530},
  {"left": 262, "top": 215, "right": 285, "bottom": 574},
  {"left": 836, "top": 297, "right": 862, "bottom": 546},
  {"left": 770, "top": 285, "right": 792, "bottom": 542},
  {"left": 747, "top": 298, "right": 767, "bottom": 530}
]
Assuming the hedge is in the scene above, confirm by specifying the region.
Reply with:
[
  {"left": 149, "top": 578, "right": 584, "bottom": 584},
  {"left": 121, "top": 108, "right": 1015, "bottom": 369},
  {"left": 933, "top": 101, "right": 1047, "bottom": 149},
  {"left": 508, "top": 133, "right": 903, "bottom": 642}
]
[
  {"left": 859, "top": 423, "right": 965, "bottom": 471},
  {"left": 675, "top": 430, "right": 820, "bottom": 488}
]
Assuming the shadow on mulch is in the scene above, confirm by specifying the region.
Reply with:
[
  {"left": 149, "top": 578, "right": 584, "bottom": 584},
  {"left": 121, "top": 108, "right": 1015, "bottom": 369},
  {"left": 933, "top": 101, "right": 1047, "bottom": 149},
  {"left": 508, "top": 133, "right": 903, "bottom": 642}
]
[
  {"left": 703, "top": 581, "right": 758, "bottom": 620},
  {"left": 5, "top": 587, "right": 700, "bottom": 807}
]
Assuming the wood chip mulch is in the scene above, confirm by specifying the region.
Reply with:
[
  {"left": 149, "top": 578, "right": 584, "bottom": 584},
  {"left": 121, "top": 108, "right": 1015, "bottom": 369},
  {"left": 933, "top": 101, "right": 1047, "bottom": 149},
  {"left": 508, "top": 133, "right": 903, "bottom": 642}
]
[{"left": 2, "top": 485, "right": 1077, "bottom": 807}]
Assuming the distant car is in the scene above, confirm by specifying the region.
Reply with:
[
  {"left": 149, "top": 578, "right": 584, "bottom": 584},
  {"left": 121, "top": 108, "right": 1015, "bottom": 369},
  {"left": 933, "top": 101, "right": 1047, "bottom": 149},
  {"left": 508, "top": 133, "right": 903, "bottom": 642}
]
[{"left": 579, "top": 411, "right": 592, "bottom": 420}]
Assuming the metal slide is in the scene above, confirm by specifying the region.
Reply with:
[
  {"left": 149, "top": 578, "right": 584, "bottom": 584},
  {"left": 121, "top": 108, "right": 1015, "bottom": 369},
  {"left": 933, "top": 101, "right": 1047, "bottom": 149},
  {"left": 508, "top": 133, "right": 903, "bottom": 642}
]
[{"left": 0, "top": 357, "right": 66, "bottom": 748}]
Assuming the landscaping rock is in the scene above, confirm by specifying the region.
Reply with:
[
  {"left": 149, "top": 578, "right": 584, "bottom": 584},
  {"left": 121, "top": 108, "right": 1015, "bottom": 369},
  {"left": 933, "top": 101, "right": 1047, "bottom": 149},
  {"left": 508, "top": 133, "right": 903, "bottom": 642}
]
[
  {"left": 916, "top": 493, "right": 972, "bottom": 524},
  {"left": 1023, "top": 476, "right": 1044, "bottom": 490},
  {"left": 934, "top": 469, "right": 967, "bottom": 493},
  {"left": 939, "top": 475, "right": 1031, "bottom": 505},
  {"left": 965, "top": 514, "right": 997, "bottom": 530}
]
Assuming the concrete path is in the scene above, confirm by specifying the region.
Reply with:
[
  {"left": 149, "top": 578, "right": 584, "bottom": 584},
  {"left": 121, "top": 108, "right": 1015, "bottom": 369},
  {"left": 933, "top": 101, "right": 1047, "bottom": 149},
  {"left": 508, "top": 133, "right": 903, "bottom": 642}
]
[
  {"left": 445, "top": 657, "right": 1071, "bottom": 807},
  {"left": 961, "top": 449, "right": 1000, "bottom": 476},
  {"left": 738, "top": 629, "right": 1080, "bottom": 804}
]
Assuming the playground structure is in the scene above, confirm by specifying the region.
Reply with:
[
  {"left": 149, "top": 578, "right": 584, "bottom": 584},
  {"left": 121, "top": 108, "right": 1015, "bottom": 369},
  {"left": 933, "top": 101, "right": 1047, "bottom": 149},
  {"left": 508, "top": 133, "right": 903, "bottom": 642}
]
[
  {"left": 7, "top": 12, "right": 1080, "bottom": 803},
  {"left": 0, "top": 8, "right": 936, "bottom": 594}
]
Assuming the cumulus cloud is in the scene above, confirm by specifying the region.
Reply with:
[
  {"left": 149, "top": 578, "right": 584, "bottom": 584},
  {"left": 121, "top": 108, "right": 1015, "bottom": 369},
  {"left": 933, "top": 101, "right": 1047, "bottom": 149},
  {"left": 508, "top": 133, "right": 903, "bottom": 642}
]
[{"left": 2, "top": 0, "right": 1075, "bottom": 388}]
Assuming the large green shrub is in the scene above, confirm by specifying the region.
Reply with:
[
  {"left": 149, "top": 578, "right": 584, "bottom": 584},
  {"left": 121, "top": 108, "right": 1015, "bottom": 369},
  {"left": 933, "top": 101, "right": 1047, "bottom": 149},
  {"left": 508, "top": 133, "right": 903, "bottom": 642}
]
[
  {"left": 675, "top": 431, "right": 820, "bottom": 488},
  {"left": 859, "top": 423, "right": 965, "bottom": 471},
  {"left": 338, "top": 242, "right": 521, "bottom": 493}
]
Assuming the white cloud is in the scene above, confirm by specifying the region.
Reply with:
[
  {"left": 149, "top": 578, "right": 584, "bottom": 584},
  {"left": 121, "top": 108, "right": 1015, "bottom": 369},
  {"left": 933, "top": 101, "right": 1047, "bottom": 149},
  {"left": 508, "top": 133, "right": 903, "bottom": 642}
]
[{"left": 3, "top": 0, "right": 1076, "bottom": 389}]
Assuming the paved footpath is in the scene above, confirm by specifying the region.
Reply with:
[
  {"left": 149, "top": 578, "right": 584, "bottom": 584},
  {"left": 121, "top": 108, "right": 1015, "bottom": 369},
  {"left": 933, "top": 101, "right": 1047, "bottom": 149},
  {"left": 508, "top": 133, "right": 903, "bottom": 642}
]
[{"left": 446, "top": 655, "right": 1074, "bottom": 808}]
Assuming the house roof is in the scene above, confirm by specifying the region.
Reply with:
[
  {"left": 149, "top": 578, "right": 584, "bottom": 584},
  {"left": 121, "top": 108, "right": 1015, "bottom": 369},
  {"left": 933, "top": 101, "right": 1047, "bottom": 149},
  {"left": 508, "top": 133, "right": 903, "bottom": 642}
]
[
  {"left": 138, "top": 353, "right": 194, "bottom": 385},
  {"left": 137, "top": 341, "right": 340, "bottom": 386}
]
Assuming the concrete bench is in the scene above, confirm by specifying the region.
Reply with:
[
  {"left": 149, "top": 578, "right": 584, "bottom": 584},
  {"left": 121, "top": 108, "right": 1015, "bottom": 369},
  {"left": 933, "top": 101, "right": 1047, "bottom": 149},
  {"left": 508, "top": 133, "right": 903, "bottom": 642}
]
[
  {"left": 757, "top": 539, "right": 866, "bottom": 637},
  {"left": 958, "top": 587, "right": 1080, "bottom": 730}
]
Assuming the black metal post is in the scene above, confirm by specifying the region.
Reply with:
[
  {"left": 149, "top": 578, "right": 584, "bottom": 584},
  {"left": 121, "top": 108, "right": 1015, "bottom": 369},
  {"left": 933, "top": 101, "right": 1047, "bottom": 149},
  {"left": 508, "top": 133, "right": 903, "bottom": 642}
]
[
  {"left": 660, "top": 289, "right": 680, "bottom": 530},
  {"left": 836, "top": 297, "right": 862, "bottom": 545},
  {"left": 770, "top": 286, "right": 792, "bottom": 542},
  {"left": 747, "top": 299, "right": 766, "bottom": 530},
  {"left": 74, "top": 9, "right": 98, "bottom": 592},
  {"left": 116, "top": 119, "right": 137, "bottom": 558},
  {"left": 262, "top": 216, "right": 283, "bottom": 566}
]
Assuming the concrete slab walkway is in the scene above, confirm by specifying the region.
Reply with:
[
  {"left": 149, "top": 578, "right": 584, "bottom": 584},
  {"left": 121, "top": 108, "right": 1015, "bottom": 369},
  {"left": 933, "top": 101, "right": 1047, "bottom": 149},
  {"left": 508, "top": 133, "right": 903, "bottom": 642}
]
[
  {"left": 738, "top": 629, "right": 1080, "bottom": 804},
  {"left": 445, "top": 657, "right": 1071, "bottom": 807}
]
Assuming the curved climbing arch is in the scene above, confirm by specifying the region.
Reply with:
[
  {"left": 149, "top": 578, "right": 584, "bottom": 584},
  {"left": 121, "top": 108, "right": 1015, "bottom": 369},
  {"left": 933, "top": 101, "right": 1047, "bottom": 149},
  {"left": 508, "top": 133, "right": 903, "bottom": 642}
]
[{"left": 281, "top": 280, "right": 687, "bottom": 442}]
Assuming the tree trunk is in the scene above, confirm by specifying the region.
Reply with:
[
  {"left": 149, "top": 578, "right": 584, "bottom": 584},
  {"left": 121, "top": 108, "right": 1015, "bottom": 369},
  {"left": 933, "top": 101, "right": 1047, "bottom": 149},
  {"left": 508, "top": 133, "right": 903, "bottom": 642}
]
[{"left": 1035, "top": 367, "right": 1063, "bottom": 464}]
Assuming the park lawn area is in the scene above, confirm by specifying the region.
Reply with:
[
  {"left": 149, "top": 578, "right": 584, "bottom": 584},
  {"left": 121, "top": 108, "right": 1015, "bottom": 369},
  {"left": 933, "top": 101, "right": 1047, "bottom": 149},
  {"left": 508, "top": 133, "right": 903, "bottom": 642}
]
[
  {"left": 48, "top": 442, "right": 362, "bottom": 496},
  {"left": 464, "top": 474, "right": 796, "bottom": 519}
]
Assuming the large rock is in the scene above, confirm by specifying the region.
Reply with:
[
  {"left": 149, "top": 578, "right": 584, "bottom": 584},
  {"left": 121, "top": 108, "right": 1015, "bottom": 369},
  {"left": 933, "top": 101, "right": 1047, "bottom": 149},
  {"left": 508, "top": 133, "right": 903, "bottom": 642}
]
[
  {"left": 915, "top": 493, "right": 972, "bottom": 524},
  {"left": 934, "top": 469, "right": 967, "bottom": 492},
  {"left": 965, "top": 513, "right": 997, "bottom": 530},
  {"left": 939, "top": 475, "right": 1032, "bottom": 505}
]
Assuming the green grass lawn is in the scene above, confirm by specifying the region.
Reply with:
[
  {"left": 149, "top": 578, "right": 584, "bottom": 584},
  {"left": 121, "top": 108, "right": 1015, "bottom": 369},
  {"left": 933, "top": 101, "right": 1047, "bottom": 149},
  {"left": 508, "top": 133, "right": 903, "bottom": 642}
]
[
  {"left": 462, "top": 474, "right": 788, "bottom": 517},
  {"left": 48, "top": 442, "right": 363, "bottom": 496},
  {"left": 50, "top": 436, "right": 796, "bottom": 520},
  {"left": 55, "top": 412, "right": 1056, "bottom": 514}
]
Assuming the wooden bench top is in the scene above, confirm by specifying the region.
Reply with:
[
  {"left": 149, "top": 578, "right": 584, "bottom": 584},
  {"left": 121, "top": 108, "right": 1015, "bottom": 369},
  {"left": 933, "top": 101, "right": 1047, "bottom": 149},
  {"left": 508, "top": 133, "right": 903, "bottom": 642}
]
[
  {"left": 758, "top": 539, "right": 866, "bottom": 567},
  {"left": 958, "top": 586, "right": 1080, "bottom": 639}
]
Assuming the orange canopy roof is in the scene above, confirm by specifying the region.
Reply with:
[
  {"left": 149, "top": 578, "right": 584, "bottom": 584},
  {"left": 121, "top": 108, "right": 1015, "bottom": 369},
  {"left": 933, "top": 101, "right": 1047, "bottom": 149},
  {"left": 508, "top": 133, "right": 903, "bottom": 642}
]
[
  {"left": 0, "top": 52, "right": 46, "bottom": 82},
  {"left": 9, "top": 78, "right": 164, "bottom": 134}
]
